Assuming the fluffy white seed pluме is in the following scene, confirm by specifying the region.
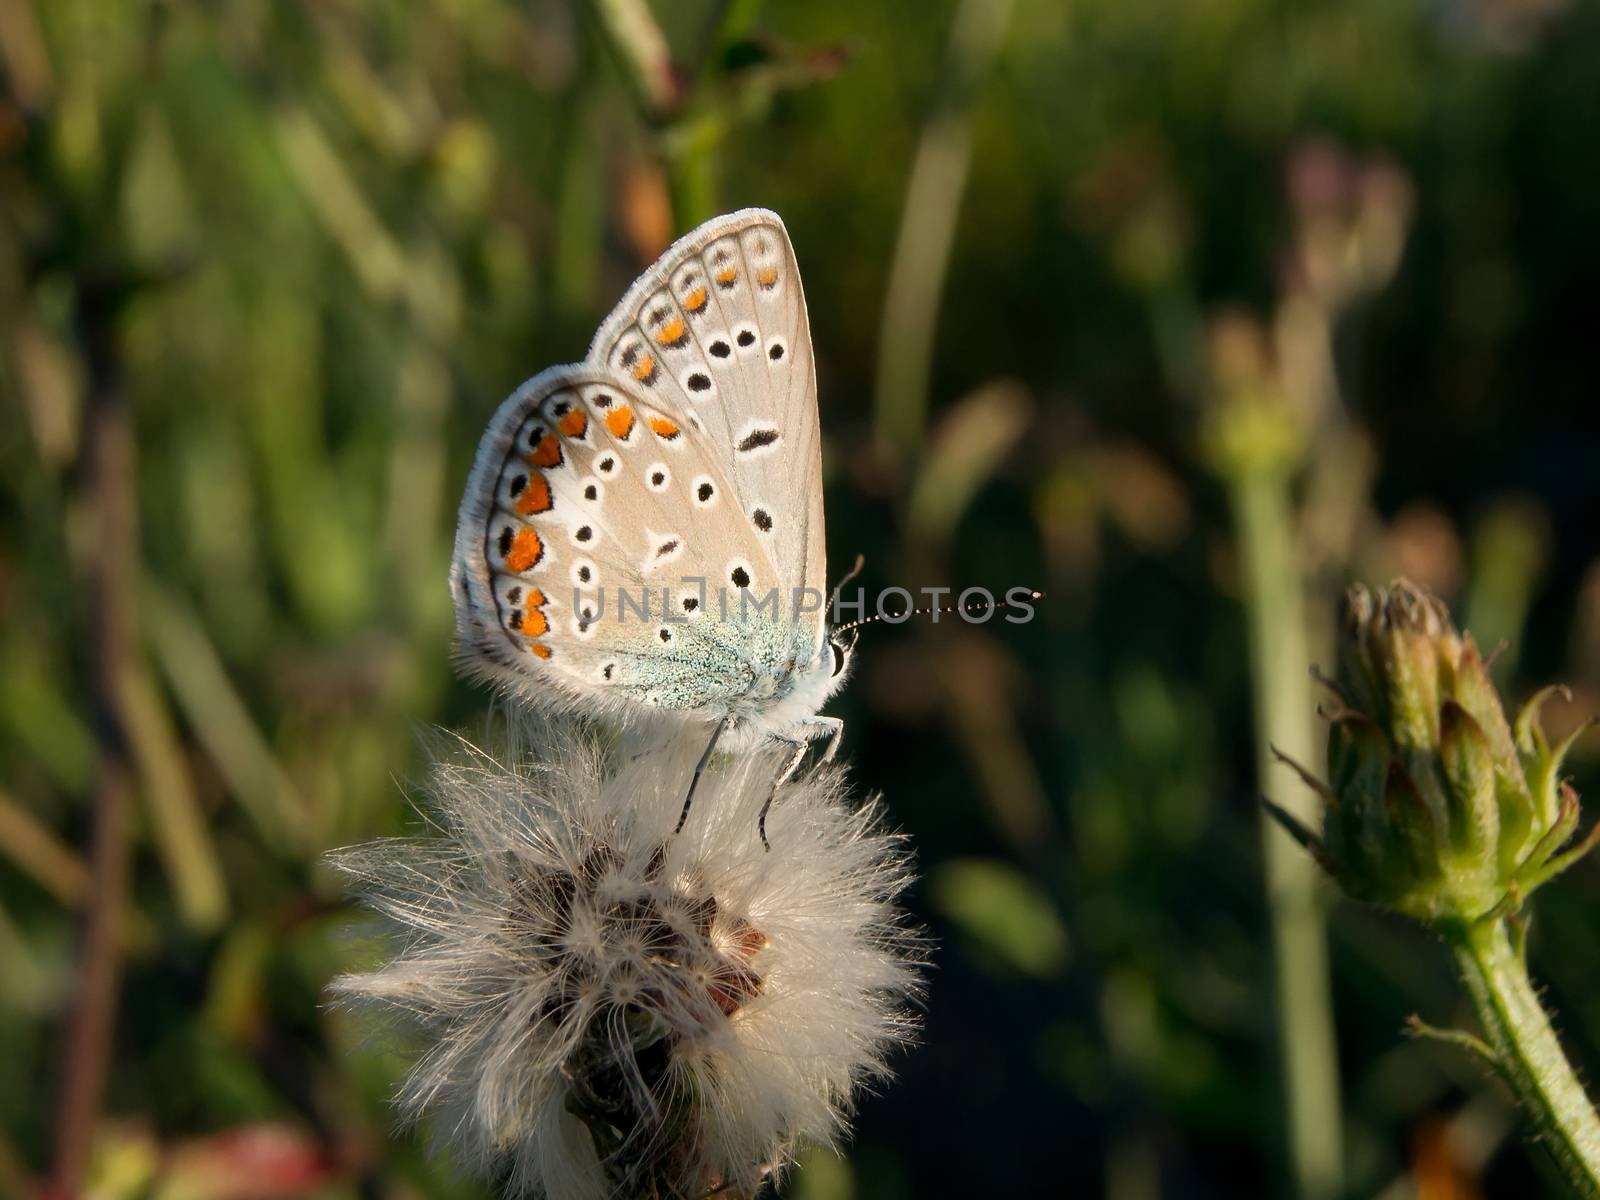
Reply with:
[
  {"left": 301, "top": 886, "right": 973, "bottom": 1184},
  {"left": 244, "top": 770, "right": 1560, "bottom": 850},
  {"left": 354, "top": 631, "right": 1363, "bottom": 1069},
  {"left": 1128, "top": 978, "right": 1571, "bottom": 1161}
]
[{"left": 330, "top": 718, "right": 922, "bottom": 1199}]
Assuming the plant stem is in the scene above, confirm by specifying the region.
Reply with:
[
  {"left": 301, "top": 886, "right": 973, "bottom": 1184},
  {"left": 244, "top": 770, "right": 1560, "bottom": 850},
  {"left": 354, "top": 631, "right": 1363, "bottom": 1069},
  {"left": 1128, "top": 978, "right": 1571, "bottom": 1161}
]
[
  {"left": 1232, "top": 469, "right": 1345, "bottom": 1200},
  {"left": 872, "top": 0, "right": 1014, "bottom": 458},
  {"left": 1449, "top": 919, "right": 1600, "bottom": 1197},
  {"left": 53, "top": 281, "right": 136, "bottom": 1194}
]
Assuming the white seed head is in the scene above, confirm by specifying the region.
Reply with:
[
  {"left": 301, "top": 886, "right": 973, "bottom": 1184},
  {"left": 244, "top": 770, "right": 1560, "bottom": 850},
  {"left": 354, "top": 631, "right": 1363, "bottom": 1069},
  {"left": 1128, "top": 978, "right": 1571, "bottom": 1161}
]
[{"left": 330, "top": 718, "right": 922, "bottom": 1199}]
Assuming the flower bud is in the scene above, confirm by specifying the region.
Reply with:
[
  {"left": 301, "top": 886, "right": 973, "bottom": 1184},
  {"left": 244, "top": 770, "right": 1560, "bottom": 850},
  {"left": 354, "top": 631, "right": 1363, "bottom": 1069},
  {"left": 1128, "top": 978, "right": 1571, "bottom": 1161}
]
[{"left": 1272, "top": 579, "right": 1599, "bottom": 927}]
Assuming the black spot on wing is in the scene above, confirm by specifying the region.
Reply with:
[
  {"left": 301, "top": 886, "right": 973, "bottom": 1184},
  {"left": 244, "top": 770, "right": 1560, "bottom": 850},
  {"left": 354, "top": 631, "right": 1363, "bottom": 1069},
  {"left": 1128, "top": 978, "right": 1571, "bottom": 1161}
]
[{"left": 737, "top": 428, "right": 780, "bottom": 453}]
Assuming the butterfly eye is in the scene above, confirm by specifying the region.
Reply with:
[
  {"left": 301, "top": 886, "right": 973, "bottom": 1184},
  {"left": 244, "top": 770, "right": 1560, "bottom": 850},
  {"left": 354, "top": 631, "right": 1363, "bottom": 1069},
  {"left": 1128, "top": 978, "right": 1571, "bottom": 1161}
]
[{"left": 830, "top": 641, "right": 849, "bottom": 678}]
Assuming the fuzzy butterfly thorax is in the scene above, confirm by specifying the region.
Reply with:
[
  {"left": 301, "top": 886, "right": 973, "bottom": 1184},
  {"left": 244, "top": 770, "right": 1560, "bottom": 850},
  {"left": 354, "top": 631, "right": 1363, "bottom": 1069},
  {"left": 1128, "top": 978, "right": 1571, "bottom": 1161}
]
[{"left": 451, "top": 210, "right": 847, "bottom": 757}]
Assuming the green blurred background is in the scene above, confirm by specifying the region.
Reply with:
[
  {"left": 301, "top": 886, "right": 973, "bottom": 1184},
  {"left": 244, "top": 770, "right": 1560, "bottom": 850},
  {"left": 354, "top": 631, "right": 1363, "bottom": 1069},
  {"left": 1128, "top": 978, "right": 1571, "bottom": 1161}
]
[{"left": 4, "top": 0, "right": 1600, "bottom": 1196}]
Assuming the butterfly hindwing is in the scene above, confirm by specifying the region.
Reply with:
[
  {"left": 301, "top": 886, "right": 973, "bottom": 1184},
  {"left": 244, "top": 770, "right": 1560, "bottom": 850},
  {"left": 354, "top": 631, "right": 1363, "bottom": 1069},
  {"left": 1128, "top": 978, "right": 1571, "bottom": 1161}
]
[
  {"left": 587, "top": 209, "right": 826, "bottom": 644},
  {"left": 452, "top": 364, "right": 779, "bottom": 714}
]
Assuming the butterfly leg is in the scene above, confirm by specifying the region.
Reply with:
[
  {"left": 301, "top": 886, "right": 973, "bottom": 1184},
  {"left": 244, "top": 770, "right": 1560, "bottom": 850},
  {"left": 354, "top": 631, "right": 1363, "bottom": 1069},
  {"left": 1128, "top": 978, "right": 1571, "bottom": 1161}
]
[
  {"left": 758, "top": 737, "right": 810, "bottom": 852},
  {"left": 757, "top": 718, "right": 845, "bottom": 850},
  {"left": 813, "top": 716, "right": 844, "bottom": 765},
  {"left": 675, "top": 716, "right": 729, "bottom": 836}
]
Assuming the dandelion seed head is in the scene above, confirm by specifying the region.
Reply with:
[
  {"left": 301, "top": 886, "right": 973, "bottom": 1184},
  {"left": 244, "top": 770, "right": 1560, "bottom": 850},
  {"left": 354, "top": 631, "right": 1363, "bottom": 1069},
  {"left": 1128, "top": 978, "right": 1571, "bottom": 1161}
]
[{"left": 330, "top": 718, "right": 922, "bottom": 1198}]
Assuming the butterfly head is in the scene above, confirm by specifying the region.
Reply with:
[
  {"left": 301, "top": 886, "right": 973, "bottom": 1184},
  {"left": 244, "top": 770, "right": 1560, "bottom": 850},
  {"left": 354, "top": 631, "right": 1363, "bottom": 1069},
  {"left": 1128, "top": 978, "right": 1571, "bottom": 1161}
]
[{"left": 828, "top": 625, "right": 859, "bottom": 681}]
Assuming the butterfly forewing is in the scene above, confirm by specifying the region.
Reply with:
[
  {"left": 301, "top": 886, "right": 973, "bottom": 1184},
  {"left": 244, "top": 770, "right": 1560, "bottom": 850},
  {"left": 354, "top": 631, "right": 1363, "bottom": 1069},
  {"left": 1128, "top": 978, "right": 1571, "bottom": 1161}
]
[
  {"left": 453, "top": 364, "right": 778, "bottom": 712},
  {"left": 588, "top": 210, "right": 826, "bottom": 641}
]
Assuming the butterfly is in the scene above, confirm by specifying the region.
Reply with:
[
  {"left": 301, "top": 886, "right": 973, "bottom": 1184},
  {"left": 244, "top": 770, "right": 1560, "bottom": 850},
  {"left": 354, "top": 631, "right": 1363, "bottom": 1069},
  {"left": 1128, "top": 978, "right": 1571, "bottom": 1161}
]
[{"left": 450, "top": 209, "right": 858, "bottom": 843}]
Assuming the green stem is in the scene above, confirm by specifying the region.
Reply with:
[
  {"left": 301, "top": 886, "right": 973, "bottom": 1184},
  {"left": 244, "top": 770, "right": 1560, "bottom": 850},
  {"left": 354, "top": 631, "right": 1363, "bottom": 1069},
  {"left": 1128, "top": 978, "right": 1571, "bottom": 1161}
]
[
  {"left": 1232, "top": 469, "right": 1345, "bottom": 1200},
  {"left": 1450, "top": 919, "right": 1600, "bottom": 1197}
]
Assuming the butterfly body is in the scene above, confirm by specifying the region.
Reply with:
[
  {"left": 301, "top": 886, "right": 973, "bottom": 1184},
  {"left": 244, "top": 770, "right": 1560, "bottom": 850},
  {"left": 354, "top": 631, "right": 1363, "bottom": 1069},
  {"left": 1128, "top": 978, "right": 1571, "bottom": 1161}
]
[{"left": 450, "top": 210, "right": 852, "bottom": 771}]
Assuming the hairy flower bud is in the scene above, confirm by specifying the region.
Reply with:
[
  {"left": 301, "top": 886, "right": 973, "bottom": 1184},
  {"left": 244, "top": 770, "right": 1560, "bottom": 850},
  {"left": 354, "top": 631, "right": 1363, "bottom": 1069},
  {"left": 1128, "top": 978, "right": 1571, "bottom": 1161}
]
[{"left": 1272, "top": 579, "right": 1599, "bottom": 927}]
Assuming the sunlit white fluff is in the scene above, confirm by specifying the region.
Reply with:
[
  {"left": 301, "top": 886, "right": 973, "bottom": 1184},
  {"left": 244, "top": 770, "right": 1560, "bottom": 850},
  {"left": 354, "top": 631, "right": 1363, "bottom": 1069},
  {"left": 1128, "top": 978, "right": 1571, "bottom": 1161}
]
[{"left": 330, "top": 717, "right": 921, "bottom": 1199}]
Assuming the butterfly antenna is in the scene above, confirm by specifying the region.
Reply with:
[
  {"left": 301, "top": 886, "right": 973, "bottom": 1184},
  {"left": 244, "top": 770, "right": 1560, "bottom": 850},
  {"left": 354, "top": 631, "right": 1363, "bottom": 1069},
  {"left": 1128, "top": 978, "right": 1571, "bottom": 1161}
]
[
  {"left": 829, "top": 553, "right": 867, "bottom": 615},
  {"left": 833, "top": 589, "right": 1045, "bottom": 635}
]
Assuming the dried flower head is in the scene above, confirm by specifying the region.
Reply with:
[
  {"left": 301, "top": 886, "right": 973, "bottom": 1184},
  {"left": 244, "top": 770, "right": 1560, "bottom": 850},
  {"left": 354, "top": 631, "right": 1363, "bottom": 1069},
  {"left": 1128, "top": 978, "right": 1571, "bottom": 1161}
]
[{"left": 330, "top": 719, "right": 921, "bottom": 1199}]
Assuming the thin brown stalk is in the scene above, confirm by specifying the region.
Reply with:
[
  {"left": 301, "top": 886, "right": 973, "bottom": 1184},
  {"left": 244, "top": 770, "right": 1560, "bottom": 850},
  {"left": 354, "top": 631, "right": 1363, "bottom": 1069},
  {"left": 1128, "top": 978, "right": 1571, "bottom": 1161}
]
[{"left": 52, "top": 283, "right": 137, "bottom": 1194}]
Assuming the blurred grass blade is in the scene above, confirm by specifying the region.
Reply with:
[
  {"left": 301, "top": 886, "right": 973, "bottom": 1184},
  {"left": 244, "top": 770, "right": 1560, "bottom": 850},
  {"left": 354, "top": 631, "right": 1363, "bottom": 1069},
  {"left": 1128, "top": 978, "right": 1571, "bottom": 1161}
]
[
  {"left": 0, "top": 787, "right": 89, "bottom": 907},
  {"left": 588, "top": 0, "right": 679, "bottom": 119},
  {"left": 873, "top": 0, "right": 1015, "bottom": 458},
  {"left": 906, "top": 380, "right": 1032, "bottom": 547},
  {"left": 938, "top": 633, "right": 1052, "bottom": 852},
  {"left": 10, "top": 317, "right": 83, "bottom": 468},
  {"left": 382, "top": 347, "right": 452, "bottom": 632},
  {"left": 1465, "top": 498, "right": 1550, "bottom": 682},
  {"left": 0, "top": 0, "right": 54, "bottom": 110},
  {"left": 142, "top": 577, "right": 309, "bottom": 852},
  {"left": 930, "top": 857, "right": 1069, "bottom": 978},
  {"left": 0, "top": 902, "right": 52, "bottom": 1014},
  {"left": 0, "top": 642, "right": 95, "bottom": 793},
  {"left": 273, "top": 104, "right": 407, "bottom": 305},
  {"left": 554, "top": 91, "right": 607, "bottom": 316},
  {"left": 117, "top": 662, "right": 229, "bottom": 932},
  {"left": 688, "top": 0, "right": 763, "bottom": 87}
]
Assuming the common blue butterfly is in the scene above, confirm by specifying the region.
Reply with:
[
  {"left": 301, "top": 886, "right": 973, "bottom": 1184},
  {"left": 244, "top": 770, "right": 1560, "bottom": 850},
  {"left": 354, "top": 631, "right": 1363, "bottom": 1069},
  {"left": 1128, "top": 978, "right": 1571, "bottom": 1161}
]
[{"left": 450, "top": 210, "right": 854, "bottom": 841}]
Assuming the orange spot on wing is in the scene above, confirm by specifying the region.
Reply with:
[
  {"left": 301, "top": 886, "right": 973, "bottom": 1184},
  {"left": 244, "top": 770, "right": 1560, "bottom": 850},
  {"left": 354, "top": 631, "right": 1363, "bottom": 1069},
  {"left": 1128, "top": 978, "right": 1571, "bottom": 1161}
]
[
  {"left": 522, "top": 608, "right": 549, "bottom": 637},
  {"left": 529, "top": 435, "right": 562, "bottom": 468},
  {"left": 684, "top": 286, "right": 708, "bottom": 312},
  {"left": 605, "top": 405, "right": 636, "bottom": 439},
  {"left": 558, "top": 409, "right": 588, "bottom": 438},
  {"left": 504, "top": 527, "right": 544, "bottom": 573},
  {"left": 756, "top": 266, "right": 778, "bottom": 287},
  {"left": 515, "top": 473, "right": 552, "bottom": 515},
  {"left": 631, "top": 354, "right": 656, "bottom": 382},
  {"left": 716, "top": 266, "right": 738, "bottom": 285},
  {"left": 525, "top": 588, "right": 546, "bottom": 608},
  {"left": 655, "top": 317, "right": 686, "bottom": 345},
  {"left": 530, "top": 642, "right": 552, "bottom": 659},
  {"left": 648, "top": 415, "right": 680, "bottom": 440}
]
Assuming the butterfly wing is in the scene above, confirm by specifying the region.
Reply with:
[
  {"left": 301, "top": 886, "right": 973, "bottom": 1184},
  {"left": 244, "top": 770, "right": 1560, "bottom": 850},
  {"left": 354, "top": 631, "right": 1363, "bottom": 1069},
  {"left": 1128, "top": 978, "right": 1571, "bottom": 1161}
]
[
  {"left": 587, "top": 209, "right": 826, "bottom": 644},
  {"left": 451, "top": 363, "right": 783, "bottom": 716}
]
